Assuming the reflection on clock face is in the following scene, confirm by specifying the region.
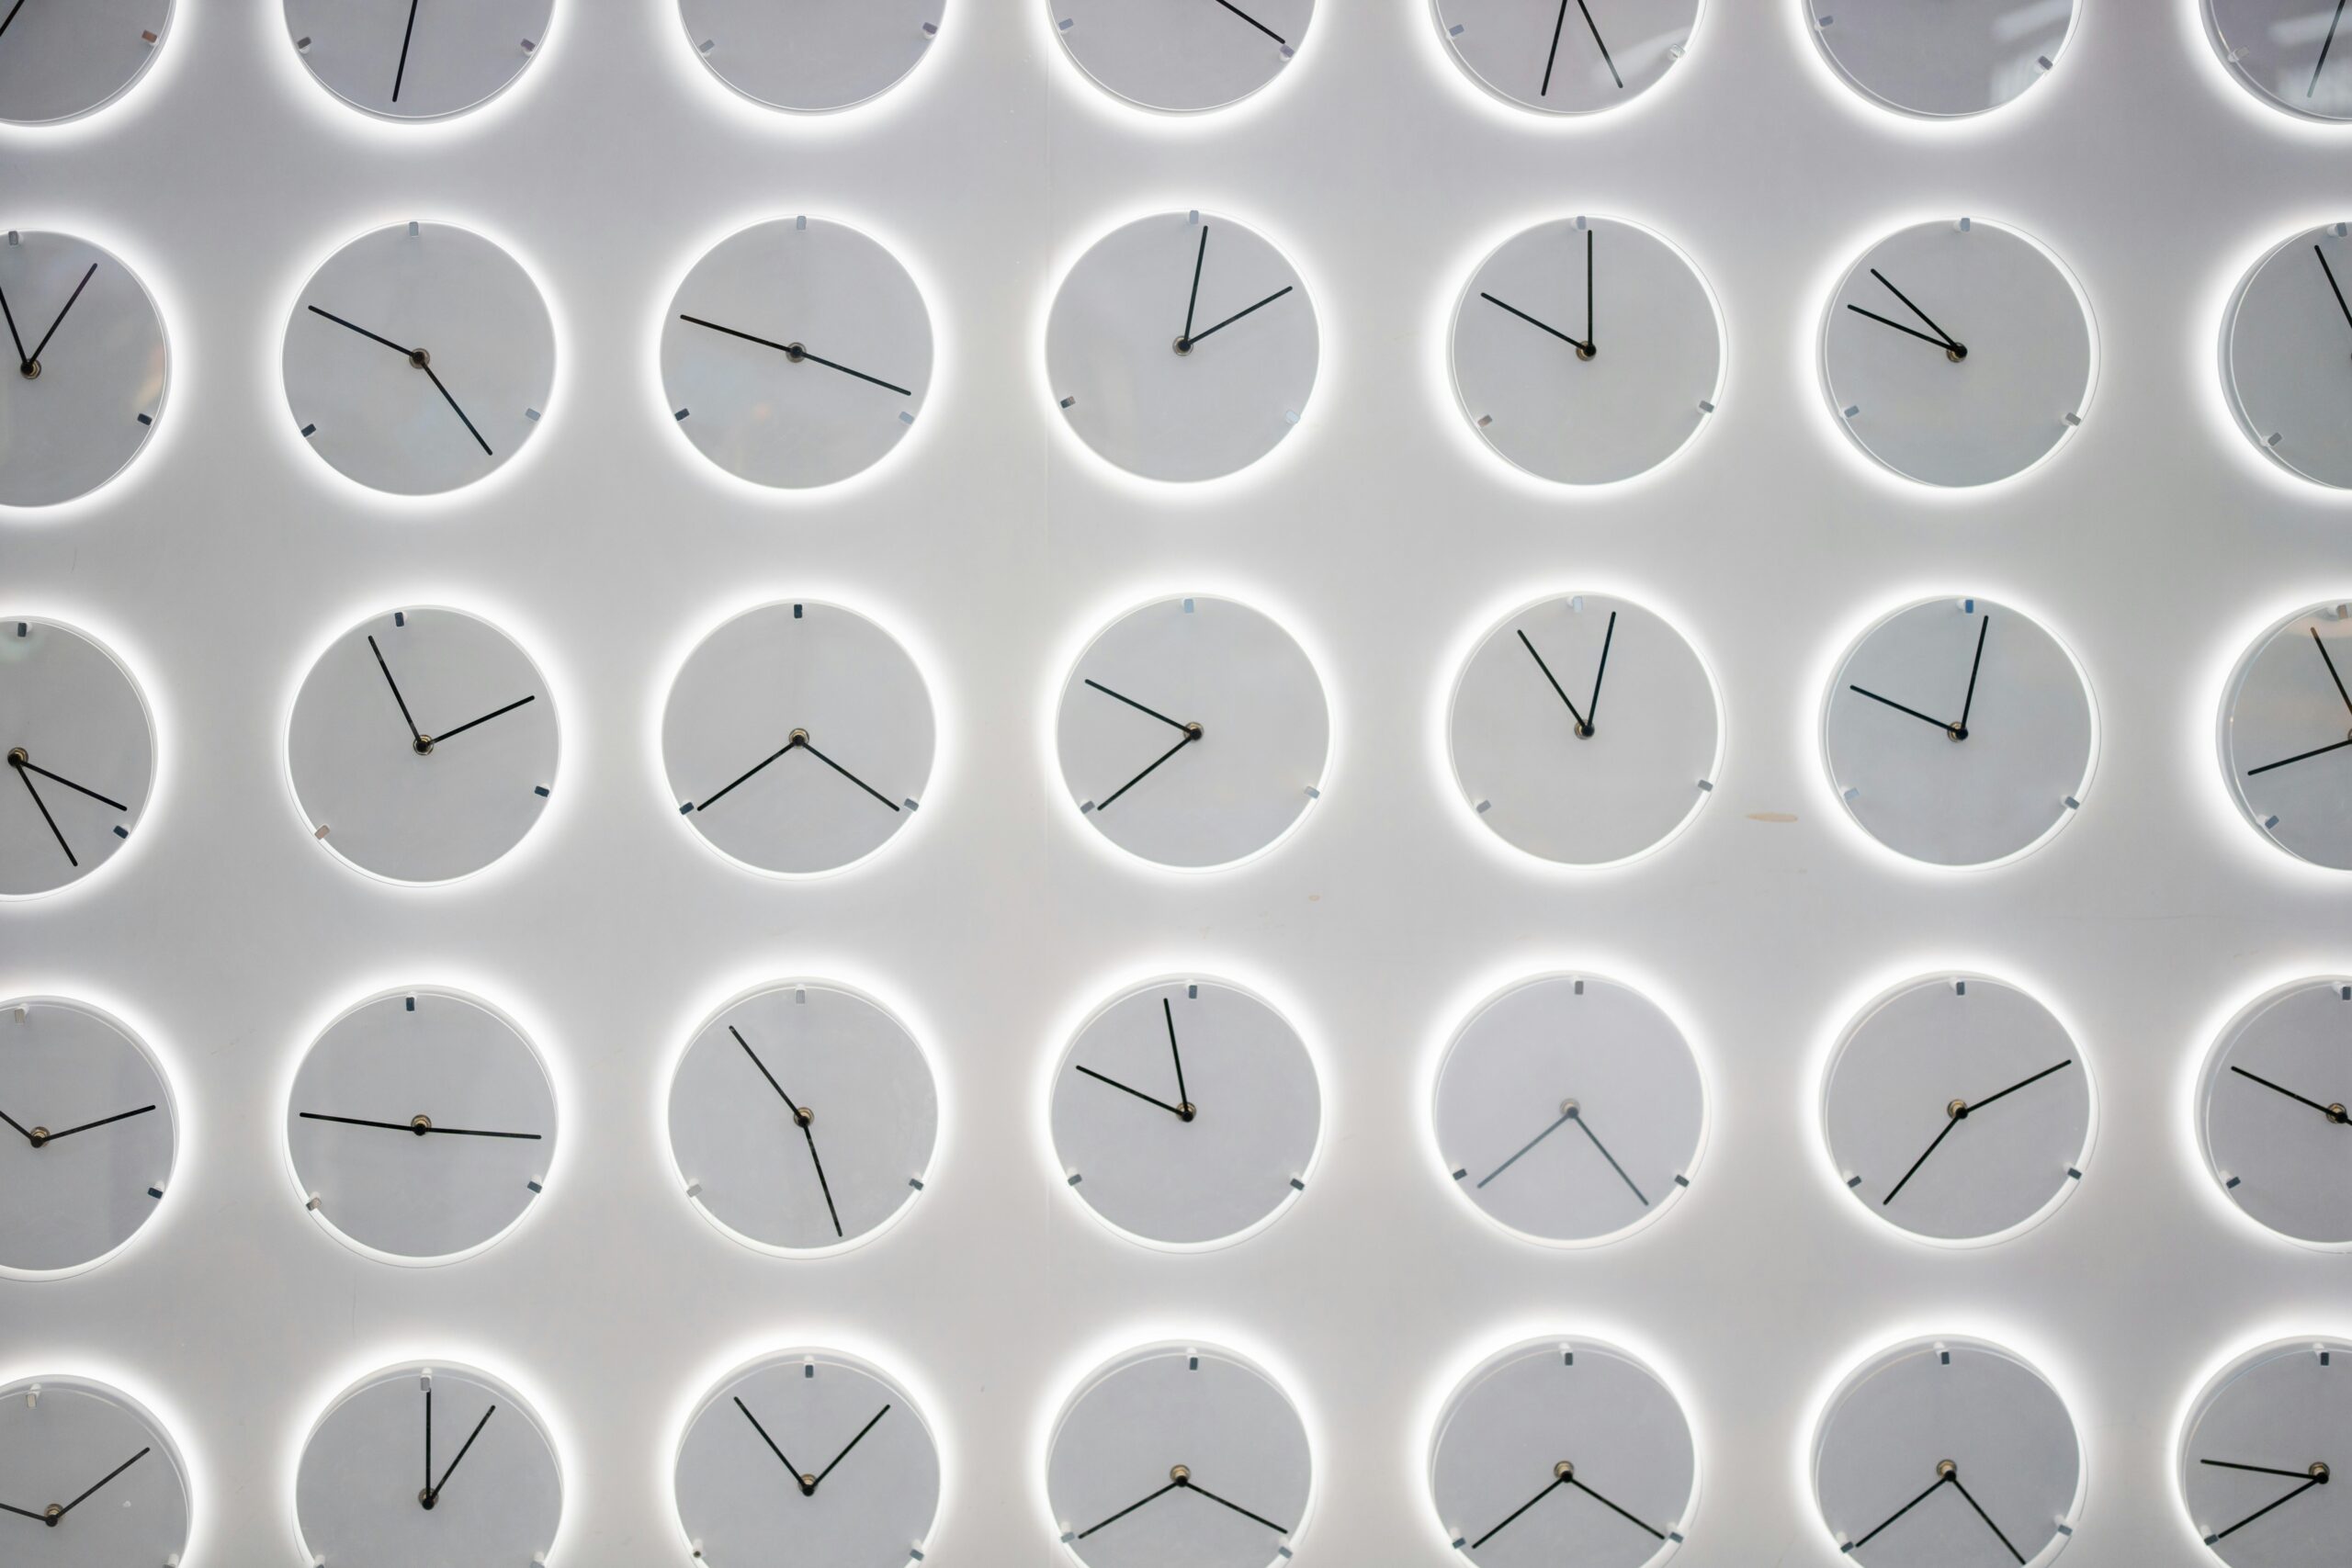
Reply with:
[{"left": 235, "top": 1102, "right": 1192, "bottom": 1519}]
[
  {"left": 1046, "top": 1343, "right": 1310, "bottom": 1568},
  {"left": 2204, "top": 0, "right": 2352, "bottom": 122},
  {"left": 0, "top": 231, "right": 169, "bottom": 508},
  {"left": 679, "top": 0, "right": 941, "bottom": 112},
  {"left": 0, "top": 1, "right": 171, "bottom": 125},
  {"left": 0, "top": 1375, "right": 189, "bottom": 1564},
  {"left": 2199, "top": 978, "right": 2352, "bottom": 1247},
  {"left": 1430, "top": 0, "right": 1701, "bottom": 115},
  {"left": 0, "top": 998, "right": 175, "bottom": 1277},
  {"left": 2222, "top": 223, "right": 2352, "bottom": 489},
  {"left": 1049, "top": 0, "right": 1310, "bottom": 112},
  {"left": 282, "top": 0, "right": 553, "bottom": 120},
  {"left": 2222, "top": 603, "right": 2352, "bottom": 869},
  {"left": 1808, "top": 0, "right": 2075, "bottom": 118},
  {"left": 2180, "top": 1337, "right": 2350, "bottom": 1565},
  {"left": 0, "top": 617, "right": 155, "bottom": 897}
]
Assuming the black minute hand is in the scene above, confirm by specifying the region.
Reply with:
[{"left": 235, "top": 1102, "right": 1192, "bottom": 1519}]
[{"left": 1180, "top": 286, "right": 1294, "bottom": 352}]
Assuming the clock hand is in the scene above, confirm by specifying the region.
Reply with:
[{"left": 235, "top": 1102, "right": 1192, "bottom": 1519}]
[
  {"left": 1569, "top": 1104, "right": 1649, "bottom": 1206},
  {"left": 1584, "top": 225, "right": 1595, "bottom": 351},
  {"left": 1574, "top": 0, "right": 1623, "bottom": 89},
  {"left": 21, "top": 263, "right": 95, "bottom": 375},
  {"left": 1076, "top": 1478, "right": 1182, "bottom": 1539},
  {"left": 1517, "top": 630, "right": 1592, "bottom": 736},
  {"left": 307, "top": 304, "right": 418, "bottom": 357},
  {"left": 1084, "top": 679, "right": 1193, "bottom": 735},
  {"left": 2246, "top": 736, "right": 2352, "bottom": 775},
  {"left": 1182, "top": 226, "right": 1207, "bottom": 350},
  {"left": 1966, "top": 1058, "right": 2074, "bottom": 1112},
  {"left": 2230, "top": 1065, "right": 2351, "bottom": 1123},
  {"left": 1566, "top": 1467, "right": 1668, "bottom": 1540},
  {"left": 1162, "top": 998, "right": 1190, "bottom": 1113},
  {"left": 424, "top": 1384, "right": 433, "bottom": 1508},
  {"left": 305, "top": 306, "right": 492, "bottom": 455},
  {"left": 1849, "top": 1467, "right": 1954, "bottom": 1551},
  {"left": 0, "top": 1104, "right": 35, "bottom": 1144},
  {"left": 730, "top": 1026, "right": 842, "bottom": 1236},
  {"left": 1204, "top": 0, "right": 1285, "bottom": 46},
  {"left": 0, "top": 1500, "right": 45, "bottom": 1522},
  {"left": 1180, "top": 1473, "right": 1290, "bottom": 1534},
  {"left": 2318, "top": 246, "right": 2352, "bottom": 335},
  {"left": 1847, "top": 304, "right": 1969, "bottom": 357},
  {"left": 0, "top": 276, "right": 26, "bottom": 371},
  {"left": 808, "top": 1404, "right": 891, "bottom": 1491},
  {"left": 1475, "top": 1106, "right": 1575, "bottom": 1188},
  {"left": 1094, "top": 731, "right": 1198, "bottom": 811},
  {"left": 2311, "top": 626, "right": 2352, "bottom": 718},
  {"left": 695, "top": 736, "right": 799, "bottom": 812},
  {"left": 367, "top": 634, "right": 427, "bottom": 749},
  {"left": 732, "top": 1397, "right": 817, "bottom": 1495},
  {"left": 1945, "top": 1468, "right": 2025, "bottom": 1564},
  {"left": 0, "top": 1, "right": 27, "bottom": 45},
  {"left": 1539, "top": 0, "right": 1569, "bottom": 96},
  {"left": 1074, "top": 1063, "right": 1194, "bottom": 1122},
  {"left": 1180, "top": 286, "right": 1294, "bottom": 352},
  {"left": 1880, "top": 1060, "right": 2072, "bottom": 1205},
  {"left": 424, "top": 693, "right": 536, "bottom": 746},
  {"left": 1866, "top": 267, "right": 1966, "bottom": 358},
  {"left": 799, "top": 736, "right": 902, "bottom": 812},
  {"left": 674, "top": 317, "right": 913, "bottom": 396},
  {"left": 1584, "top": 610, "right": 1617, "bottom": 733},
  {"left": 9, "top": 752, "right": 75, "bottom": 866},
  {"left": 1956, "top": 615, "right": 1990, "bottom": 736},
  {"left": 392, "top": 0, "right": 421, "bottom": 103},
  {"left": 1481, "top": 292, "right": 1596, "bottom": 357},
  {"left": 423, "top": 1404, "right": 493, "bottom": 1508},
  {"left": 29, "top": 1103, "right": 156, "bottom": 1145},
  {"left": 298, "top": 1111, "right": 543, "bottom": 1139},
  {"left": 1470, "top": 1470, "right": 1568, "bottom": 1549},
  {"left": 48, "top": 1446, "right": 148, "bottom": 1524},
  {"left": 9, "top": 757, "right": 126, "bottom": 811},
  {"left": 2208, "top": 1474, "right": 2327, "bottom": 1544},
  {"left": 2202, "top": 1458, "right": 2330, "bottom": 1479},
  {"left": 1848, "top": 683, "right": 1964, "bottom": 739},
  {"left": 2311, "top": 0, "right": 2346, "bottom": 99}
]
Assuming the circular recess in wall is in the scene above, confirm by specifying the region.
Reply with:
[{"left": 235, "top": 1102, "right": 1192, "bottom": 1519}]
[
  {"left": 1046, "top": 0, "right": 1311, "bottom": 113},
  {"left": 282, "top": 0, "right": 555, "bottom": 120},
  {"left": 678, "top": 0, "right": 943, "bottom": 112},
  {"left": 1430, "top": 0, "right": 1703, "bottom": 117},
  {"left": 1807, "top": 0, "right": 2076, "bottom": 118}
]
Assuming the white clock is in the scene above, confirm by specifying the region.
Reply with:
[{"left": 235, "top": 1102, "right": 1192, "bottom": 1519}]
[
  {"left": 664, "top": 600, "right": 933, "bottom": 876},
  {"left": 283, "top": 221, "right": 555, "bottom": 496},
  {"left": 0, "top": 1374, "right": 188, "bottom": 1562},
  {"left": 679, "top": 0, "right": 941, "bottom": 112},
  {"left": 0, "top": 1, "right": 170, "bottom": 125},
  {"left": 1823, "top": 595, "right": 2095, "bottom": 868},
  {"left": 2197, "top": 978, "right": 2352, "bottom": 1248},
  {"left": 1807, "top": 0, "right": 2075, "bottom": 118},
  {"left": 1046, "top": 210, "right": 1317, "bottom": 482},
  {"left": 0, "top": 997, "right": 174, "bottom": 1278},
  {"left": 1450, "top": 217, "right": 1723, "bottom": 485},
  {"left": 1046, "top": 1342, "right": 1310, "bottom": 1568},
  {"left": 283, "top": 0, "right": 553, "bottom": 120},
  {"left": 2222, "top": 223, "right": 2352, "bottom": 489},
  {"left": 1430, "top": 0, "right": 1702, "bottom": 116},
  {"left": 2180, "top": 1337, "right": 2350, "bottom": 1563},
  {"left": 1821, "top": 219, "right": 2095, "bottom": 488},
  {"left": 674, "top": 1348, "right": 941, "bottom": 1566},
  {"left": 0, "top": 616, "right": 154, "bottom": 897},
  {"left": 2205, "top": 0, "right": 2352, "bottom": 122},
  {"left": 288, "top": 606, "right": 557, "bottom": 885},
  {"left": 0, "top": 231, "right": 168, "bottom": 508},
  {"left": 287, "top": 987, "right": 557, "bottom": 1264},
  {"left": 1050, "top": 976, "right": 1320, "bottom": 1249},
  {"left": 662, "top": 217, "right": 932, "bottom": 490},
  {"left": 2220, "top": 601, "right": 2352, "bottom": 868},
  {"left": 1448, "top": 592, "right": 1720, "bottom": 865},
  {"left": 1822, "top": 975, "right": 2091, "bottom": 1246},
  {"left": 1813, "top": 1337, "right": 2082, "bottom": 1568},
  {"left": 296, "top": 1362, "right": 562, "bottom": 1566},
  {"left": 1056, "top": 594, "right": 1329, "bottom": 869},
  {"left": 1048, "top": 0, "right": 1310, "bottom": 113}
]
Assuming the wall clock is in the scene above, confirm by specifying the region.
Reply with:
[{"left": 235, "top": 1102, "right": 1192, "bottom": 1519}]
[
  {"left": 0, "top": 231, "right": 168, "bottom": 508},
  {"left": 1048, "top": 0, "right": 1310, "bottom": 113},
  {"left": 282, "top": 0, "right": 553, "bottom": 121},
  {"left": 668, "top": 981, "right": 938, "bottom": 1254},
  {"left": 1046, "top": 211, "right": 1317, "bottom": 482},
  {"left": 1822, "top": 595, "right": 2095, "bottom": 868},
  {"left": 1807, "top": 0, "right": 2075, "bottom": 118},
  {"left": 2179, "top": 1337, "right": 2349, "bottom": 1562},
  {"left": 0, "top": 1374, "right": 189, "bottom": 1562},
  {"left": 2197, "top": 977, "right": 2352, "bottom": 1247},
  {"left": 2205, "top": 0, "right": 2352, "bottom": 122},
  {"left": 1055, "top": 594, "right": 1328, "bottom": 869},
  {"left": 0, "top": 617, "right": 154, "bottom": 897},
  {"left": 282, "top": 220, "right": 554, "bottom": 496},
  {"left": 1822, "top": 975, "right": 2091, "bottom": 1246},
  {"left": 1448, "top": 592, "right": 1720, "bottom": 865},
  {"left": 2222, "top": 223, "right": 2352, "bottom": 489},
  {"left": 1046, "top": 1342, "right": 1310, "bottom": 1568},
  {"left": 1433, "top": 973, "right": 1705, "bottom": 1247},
  {"left": 661, "top": 217, "right": 932, "bottom": 490},
  {"left": 1813, "top": 1337, "right": 2083, "bottom": 1568},
  {"left": 674, "top": 1348, "right": 941, "bottom": 1566},
  {"left": 0, "top": 1, "right": 170, "bottom": 125},
  {"left": 663, "top": 600, "right": 933, "bottom": 876},
  {"left": 287, "top": 606, "right": 557, "bottom": 884},
  {"left": 296, "top": 1361, "right": 562, "bottom": 1566},
  {"left": 286, "top": 987, "right": 557, "bottom": 1264},
  {"left": 0, "top": 997, "right": 174, "bottom": 1278},
  {"left": 679, "top": 0, "right": 941, "bottom": 113},
  {"left": 1049, "top": 976, "right": 1320, "bottom": 1249},
  {"left": 1429, "top": 1337, "right": 1695, "bottom": 1566},
  {"left": 1430, "top": 0, "right": 1701, "bottom": 116},
  {"left": 2220, "top": 601, "right": 2352, "bottom": 868},
  {"left": 1821, "top": 219, "right": 2095, "bottom": 488}
]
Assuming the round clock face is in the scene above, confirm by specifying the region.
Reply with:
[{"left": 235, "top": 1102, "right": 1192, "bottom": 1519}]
[
  {"left": 1046, "top": 211, "right": 1317, "bottom": 482},
  {"left": 0, "top": 2, "right": 171, "bottom": 125},
  {"left": 2222, "top": 224, "right": 2352, "bottom": 489},
  {"left": 283, "top": 221, "right": 555, "bottom": 496},
  {"left": 1823, "top": 975, "right": 2091, "bottom": 1245},
  {"left": 680, "top": 0, "right": 940, "bottom": 112},
  {"left": 0, "top": 1375, "right": 189, "bottom": 1562},
  {"left": 286, "top": 987, "right": 557, "bottom": 1263},
  {"left": 662, "top": 217, "right": 932, "bottom": 490},
  {"left": 0, "top": 231, "right": 169, "bottom": 508},
  {"left": 2220, "top": 602, "right": 2352, "bottom": 869},
  {"left": 2180, "top": 1337, "right": 2351, "bottom": 1564},
  {"left": 1808, "top": 0, "right": 2075, "bottom": 118},
  {"left": 1450, "top": 217, "right": 1723, "bottom": 484},
  {"left": 283, "top": 0, "right": 553, "bottom": 120},
  {"left": 0, "top": 617, "right": 155, "bottom": 897},
  {"left": 1430, "top": 0, "right": 1701, "bottom": 115},
  {"left": 1050, "top": 976, "right": 1320, "bottom": 1248},
  {"left": 1049, "top": 0, "right": 1310, "bottom": 113},
  {"left": 2198, "top": 978, "right": 2352, "bottom": 1247},
  {"left": 1056, "top": 594, "right": 1329, "bottom": 869},
  {"left": 668, "top": 981, "right": 939, "bottom": 1254},
  {"left": 675, "top": 1349, "right": 941, "bottom": 1566},
  {"left": 1449, "top": 592, "right": 1720, "bottom": 865},
  {"left": 297, "top": 1362, "right": 562, "bottom": 1567},
  {"left": 1814, "top": 1337, "right": 2082, "bottom": 1568},
  {"left": 1434, "top": 974, "right": 1705, "bottom": 1247},
  {"left": 288, "top": 606, "right": 557, "bottom": 884},
  {"left": 1046, "top": 1343, "right": 1311, "bottom": 1568},
  {"left": 1823, "top": 596, "right": 2095, "bottom": 868},
  {"left": 1430, "top": 1337, "right": 1695, "bottom": 1568},
  {"left": 664, "top": 600, "right": 933, "bottom": 875},
  {"left": 0, "top": 998, "right": 175, "bottom": 1277},
  {"left": 1822, "top": 220, "right": 2095, "bottom": 488},
  {"left": 2206, "top": 0, "right": 2352, "bottom": 122}
]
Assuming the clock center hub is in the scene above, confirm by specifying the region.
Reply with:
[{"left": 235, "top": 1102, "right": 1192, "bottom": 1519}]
[
  {"left": 6, "top": 747, "right": 26, "bottom": 767},
  {"left": 408, "top": 347, "right": 431, "bottom": 370},
  {"left": 794, "top": 1104, "right": 814, "bottom": 1127},
  {"left": 1945, "top": 344, "right": 1968, "bottom": 363},
  {"left": 410, "top": 1114, "right": 433, "bottom": 1136},
  {"left": 2330, "top": 1104, "right": 2348, "bottom": 1124},
  {"left": 1576, "top": 342, "right": 1596, "bottom": 361},
  {"left": 413, "top": 734, "right": 435, "bottom": 755},
  {"left": 784, "top": 343, "right": 807, "bottom": 363},
  {"left": 1936, "top": 1459, "right": 1958, "bottom": 1478},
  {"left": 28, "top": 1126, "right": 50, "bottom": 1148},
  {"left": 798, "top": 1471, "right": 818, "bottom": 1495},
  {"left": 2312, "top": 1461, "right": 2331, "bottom": 1483},
  {"left": 1171, "top": 335, "right": 1193, "bottom": 356},
  {"left": 1947, "top": 1099, "right": 1969, "bottom": 1120},
  {"left": 418, "top": 1486, "right": 436, "bottom": 1509},
  {"left": 1184, "top": 721, "right": 1203, "bottom": 741},
  {"left": 1170, "top": 1463, "right": 1191, "bottom": 1484},
  {"left": 42, "top": 1503, "right": 61, "bottom": 1525},
  {"left": 1554, "top": 1460, "right": 1576, "bottom": 1480},
  {"left": 1178, "top": 1100, "right": 1196, "bottom": 1122},
  {"left": 1560, "top": 1098, "right": 1579, "bottom": 1117},
  {"left": 789, "top": 728, "right": 809, "bottom": 747},
  {"left": 17, "top": 359, "right": 38, "bottom": 381},
  {"left": 1946, "top": 724, "right": 1969, "bottom": 742}
]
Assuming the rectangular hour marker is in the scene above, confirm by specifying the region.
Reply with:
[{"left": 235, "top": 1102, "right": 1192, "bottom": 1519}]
[
  {"left": 674, "top": 408, "right": 691, "bottom": 421},
  {"left": 404, "top": 996, "right": 416, "bottom": 1011},
  {"left": 300, "top": 423, "right": 317, "bottom": 437},
  {"left": 112, "top": 826, "right": 127, "bottom": 839},
  {"left": 1188, "top": 1355, "right": 1199, "bottom": 1371},
  {"left": 793, "top": 604, "right": 804, "bottom": 618},
  {"left": 394, "top": 612, "right": 405, "bottom": 626},
  {"left": 137, "top": 412, "right": 152, "bottom": 425},
  {"left": 147, "top": 1186, "right": 164, "bottom": 1200},
  {"left": 534, "top": 785, "right": 548, "bottom": 797},
  {"left": 1451, "top": 1167, "right": 1467, "bottom": 1180},
  {"left": 1187, "top": 983, "right": 1198, "bottom": 998}
]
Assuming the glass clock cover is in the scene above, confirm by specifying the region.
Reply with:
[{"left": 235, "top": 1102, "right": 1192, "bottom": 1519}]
[
  {"left": 0, "top": 616, "right": 155, "bottom": 897},
  {"left": 1430, "top": 0, "right": 1702, "bottom": 116},
  {"left": 2198, "top": 978, "right": 2352, "bottom": 1247},
  {"left": 0, "top": 1375, "right": 190, "bottom": 1564},
  {"left": 2179, "top": 1337, "right": 2350, "bottom": 1564},
  {"left": 2205, "top": 0, "right": 2352, "bottom": 122},
  {"left": 1048, "top": 0, "right": 1311, "bottom": 113},
  {"left": 2220, "top": 601, "right": 2352, "bottom": 869},
  {"left": 2221, "top": 222, "right": 2352, "bottom": 489},
  {"left": 0, "top": 1, "right": 172, "bottom": 125},
  {"left": 283, "top": 0, "right": 554, "bottom": 120},
  {"left": 0, "top": 997, "right": 175, "bottom": 1277},
  {"left": 0, "top": 231, "right": 169, "bottom": 508},
  {"left": 1808, "top": 0, "right": 2075, "bottom": 118},
  {"left": 679, "top": 0, "right": 942, "bottom": 112}
]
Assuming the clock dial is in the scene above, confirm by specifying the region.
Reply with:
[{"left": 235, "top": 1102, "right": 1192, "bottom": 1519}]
[
  {"left": 662, "top": 217, "right": 933, "bottom": 490},
  {"left": 1430, "top": 1337, "right": 1695, "bottom": 1568},
  {"left": 668, "top": 981, "right": 938, "bottom": 1254},
  {"left": 680, "top": 0, "right": 941, "bottom": 112},
  {"left": 1046, "top": 1343, "right": 1311, "bottom": 1568},
  {"left": 1434, "top": 974, "right": 1704, "bottom": 1247},
  {"left": 2205, "top": 0, "right": 2352, "bottom": 122},
  {"left": 1822, "top": 219, "right": 2095, "bottom": 487},
  {"left": 2180, "top": 1337, "right": 2351, "bottom": 1563},
  {"left": 0, "top": 617, "right": 155, "bottom": 897},
  {"left": 1050, "top": 976, "right": 1320, "bottom": 1248},
  {"left": 1823, "top": 975, "right": 2091, "bottom": 1245},
  {"left": 1046, "top": 211, "right": 1317, "bottom": 482},
  {"left": 675, "top": 1348, "right": 942, "bottom": 1566},
  {"left": 0, "top": 998, "right": 175, "bottom": 1277},
  {"left": 297, "top": 1362, "right": 562, "bottom": 1566},
  {"left": 0, "top": 1, "right": 171, "bottom": 125},
  {"left": 1814, "top": 1337, "right": 2082, "bottom": 1568},
  {"left": 1048, "top": 0, "right": 1311, "bottom": 113},
  {"left": 286, "top": 987, "right": 557, "bottom": 1263},
  {"left": 1430, "top": 0, "right": 1701, "bottom": 115},
  {"left": 1823, "top": 595, "right": 2095, "bottom": 868},
  {"left": 282, "top": 0, "right": 553, "bottom": 120},
  {"left": 0, "top": 231, "right": 168, "bottom": 508},
  {"left": 1808, "top": 0, "right": 2075, "bottom": 118},
  {"left": 664, "top": 600, "right": 933, "bottom": 875},
  {"left": 2223, "top": 224, "right": 2352, "bottom": 489},
  {"left": 1449, "top": 592, "right": 1721, "bottom": 865},
  {"left": 288, "top": 606, "right": 557, "bottom": 884},
  {"left": 0, "top": 1375, "right": 189, "bottom": 1562},
  {"left": 2197, "top": 978, "right": 2352, "bottom": 1247},
  {"left": 1056, "top": 594, "right": 1329, "bottom": 869},
  {"left": 2221, "top": 602, "right": 2352, "bottom": 868},
  {"left": 283, "top": 221, "right": 554, "bottom": 495}
]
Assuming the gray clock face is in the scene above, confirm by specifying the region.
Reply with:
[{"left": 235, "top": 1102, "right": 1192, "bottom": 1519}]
[
  {"left": 0, "top": 1, "right": 170, "bottom": 125},
  {"left": 283, "top": 0, "right": 554, "bottom": 120},
  {"left": 2180, "top": 1338, "right": 2351, "bottom": 1566},
  {"left": 2205, "top": 0, "right": 2352, "bottom": 121},
  {"left": 0, "top": 231, "right": 169, "bottom": 508},
  {"left": 0, "top": 1375, "right": 190, "bottom": 1565},
  {"left": 0, "top": 998, "right": 175, "bottom": 1278},
  {"left": 680, "top": 0, "right": 941, "bottom": 112},
  {"left": 2221, "top": 602, "right": 2352, "bottom": 869},
  {"left": 2199, "top": 978, "right": 2352, "bottom": 1248},
  {"left": 1808, "top": 0, "right": 2075, "bottom": 118},
  {"left": 0, "top": 617, "right": 155, "bottom": 897},
  {"left": 2222, "top": 224, "right": 2352, "bottom": 489},
  {"left": 1049, "top": 0, "right": 1310, "bottom": 113},
  {"left": 1430, "top": 0, "right": 1702, "bottom": 115}
]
